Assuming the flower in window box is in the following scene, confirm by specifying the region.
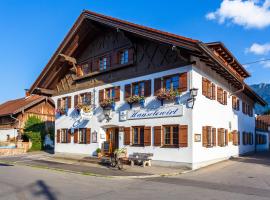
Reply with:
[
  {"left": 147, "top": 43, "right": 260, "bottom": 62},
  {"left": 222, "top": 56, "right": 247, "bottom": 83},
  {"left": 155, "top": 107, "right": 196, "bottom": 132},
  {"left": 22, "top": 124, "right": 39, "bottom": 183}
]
[
  {"left": 126, "top": 95, "right": 145, "bottom": 108},
  {"left": 82, "top": 105, "right": 92, "bottom": 113},
  {"left": 156, "top": 89, "right": 181, "bottom": 105},
  {"left": 100, "top": 98, "right": 115, "bottom": 109}
]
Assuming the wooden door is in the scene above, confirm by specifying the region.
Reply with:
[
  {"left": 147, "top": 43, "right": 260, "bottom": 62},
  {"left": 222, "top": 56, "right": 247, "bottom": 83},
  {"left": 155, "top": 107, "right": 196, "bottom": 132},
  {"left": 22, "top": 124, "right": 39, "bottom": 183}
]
[{"left": 106, "top": 128, "right": 119, "bottom": 153}]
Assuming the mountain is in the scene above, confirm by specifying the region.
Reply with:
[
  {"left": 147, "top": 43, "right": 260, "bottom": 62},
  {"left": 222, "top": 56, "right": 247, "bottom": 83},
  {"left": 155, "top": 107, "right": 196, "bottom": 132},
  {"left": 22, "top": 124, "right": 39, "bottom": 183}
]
[{"left": 250, "top": 83, "right": 270, "bottom": 114}]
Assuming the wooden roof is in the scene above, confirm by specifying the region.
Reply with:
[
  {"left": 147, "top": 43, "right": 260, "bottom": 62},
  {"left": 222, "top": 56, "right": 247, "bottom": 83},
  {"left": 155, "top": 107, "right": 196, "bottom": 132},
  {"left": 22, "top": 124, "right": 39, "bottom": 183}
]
[
  {"left": 206, "top": 42, "right": 250, "bottom": 78},
  {"left": 0, "top": 95, "right": 54, "bottom": 117},
  {"left": 28, "top": 10, "right": 266, "bottom": 106},
  {"left": 257, "top": 115, "right": 270, "bottom": 125}
]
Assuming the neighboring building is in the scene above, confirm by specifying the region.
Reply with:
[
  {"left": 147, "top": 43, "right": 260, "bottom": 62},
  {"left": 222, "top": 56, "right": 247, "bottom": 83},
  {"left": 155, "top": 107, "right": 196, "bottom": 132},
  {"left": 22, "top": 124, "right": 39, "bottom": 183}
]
[
  {"left": 255, "top": 115, "right": 270, "bottom": 152},
  {"left": 29, "top": 10, "right": 266, "bottom": 169},
  {"left": 0, "top": 94, "right": 55, "bottom": 142}
]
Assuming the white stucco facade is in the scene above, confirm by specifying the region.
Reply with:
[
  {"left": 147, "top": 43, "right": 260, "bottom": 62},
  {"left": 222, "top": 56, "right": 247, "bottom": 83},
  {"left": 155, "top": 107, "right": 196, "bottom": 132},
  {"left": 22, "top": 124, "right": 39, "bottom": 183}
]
[
  {"left": 53, "top": 63, "right": 258, "bottom": 169},
  {"left": 255, "top": 131, "right": 269, "bottom": 152}
]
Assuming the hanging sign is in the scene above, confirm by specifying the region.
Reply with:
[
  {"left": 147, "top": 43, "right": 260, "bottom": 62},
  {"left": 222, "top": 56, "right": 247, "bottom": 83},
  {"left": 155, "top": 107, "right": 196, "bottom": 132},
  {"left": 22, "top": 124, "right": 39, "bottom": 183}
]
[{"left": 127, "top": 105, "right": 183, "bottom": 120}]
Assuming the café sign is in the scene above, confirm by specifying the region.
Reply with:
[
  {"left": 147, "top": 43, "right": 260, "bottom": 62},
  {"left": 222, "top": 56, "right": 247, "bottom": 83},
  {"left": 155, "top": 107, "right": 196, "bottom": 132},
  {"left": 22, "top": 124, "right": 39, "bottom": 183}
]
[{"left": 124, "top": 105, "right": 183, "bottom": 120}]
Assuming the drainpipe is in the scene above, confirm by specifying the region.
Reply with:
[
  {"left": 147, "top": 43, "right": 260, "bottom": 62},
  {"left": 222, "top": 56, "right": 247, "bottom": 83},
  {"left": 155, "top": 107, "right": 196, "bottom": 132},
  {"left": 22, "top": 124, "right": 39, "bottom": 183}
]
[{"left": 229, "top": 84, "right": 245, "bottom": 97}]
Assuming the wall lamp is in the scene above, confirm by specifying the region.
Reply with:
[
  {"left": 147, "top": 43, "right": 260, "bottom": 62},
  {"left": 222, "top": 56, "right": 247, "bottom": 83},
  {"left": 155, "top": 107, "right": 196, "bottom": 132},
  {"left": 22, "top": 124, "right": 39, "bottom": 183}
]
[
  {"left": 187, "top": 88, "right": 198, "bottom": 109},
  {"left": 103, "top": 108, "right": 112, "bottom": 122}
]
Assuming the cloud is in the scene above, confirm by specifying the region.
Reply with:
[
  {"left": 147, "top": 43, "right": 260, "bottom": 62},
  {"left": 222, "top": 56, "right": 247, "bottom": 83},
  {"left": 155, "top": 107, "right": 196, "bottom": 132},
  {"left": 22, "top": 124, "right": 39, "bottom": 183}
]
[
  {"left": 206, "top": 0, "right": 270, "bottom": 29},
  {"left": 246, "top": 43, "right": 270, "bottom": 55},
  {"left": 260, "top": 59, "right": 270, "bottom": 68}
]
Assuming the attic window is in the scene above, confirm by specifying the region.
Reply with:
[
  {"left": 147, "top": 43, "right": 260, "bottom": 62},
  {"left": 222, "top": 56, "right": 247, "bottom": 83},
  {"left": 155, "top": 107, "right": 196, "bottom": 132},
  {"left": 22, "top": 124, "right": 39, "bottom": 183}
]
[
  {"left": 120, "top": 49, "right": 129, "bottom": 65},
  {"left": 81, "top": 63, "right": 90, "bottom": 75},
  {"left": 99, "top": 57, "right": 107, "bottom": 71}
]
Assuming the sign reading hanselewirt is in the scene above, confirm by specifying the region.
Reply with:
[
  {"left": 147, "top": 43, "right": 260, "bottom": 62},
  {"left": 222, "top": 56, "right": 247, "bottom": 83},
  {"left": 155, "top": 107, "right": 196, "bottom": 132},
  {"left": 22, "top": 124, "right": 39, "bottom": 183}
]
[{"left": 126, "top": 105, "right": 183, "bottom": 120}]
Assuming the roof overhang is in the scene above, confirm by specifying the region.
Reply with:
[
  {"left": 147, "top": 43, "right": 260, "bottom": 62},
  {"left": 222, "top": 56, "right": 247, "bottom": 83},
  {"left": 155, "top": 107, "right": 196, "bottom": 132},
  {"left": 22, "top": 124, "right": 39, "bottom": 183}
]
[{"left": 206, "top": 42, "right": 250, "bottom": 78}]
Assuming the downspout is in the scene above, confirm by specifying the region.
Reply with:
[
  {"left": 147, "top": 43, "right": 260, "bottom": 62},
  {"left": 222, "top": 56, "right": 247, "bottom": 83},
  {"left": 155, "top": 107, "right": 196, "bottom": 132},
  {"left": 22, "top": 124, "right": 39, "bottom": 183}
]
[{"left": 229, "top": 84, "right": 245, "bottom": 97}]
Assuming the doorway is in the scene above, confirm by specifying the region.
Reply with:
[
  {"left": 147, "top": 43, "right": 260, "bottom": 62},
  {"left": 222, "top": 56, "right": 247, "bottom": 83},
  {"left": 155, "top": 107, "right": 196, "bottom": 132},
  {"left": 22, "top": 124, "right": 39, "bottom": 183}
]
[{"left": 106, "top": 128, "right": 119, "bottom": 154}]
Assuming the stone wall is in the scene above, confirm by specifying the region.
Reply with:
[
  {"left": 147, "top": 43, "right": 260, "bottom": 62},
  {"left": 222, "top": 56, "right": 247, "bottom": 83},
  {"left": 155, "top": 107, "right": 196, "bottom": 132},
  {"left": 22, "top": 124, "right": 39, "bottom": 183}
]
[{"left": 0, "top": 141, "right": 32, "bottom": 156}]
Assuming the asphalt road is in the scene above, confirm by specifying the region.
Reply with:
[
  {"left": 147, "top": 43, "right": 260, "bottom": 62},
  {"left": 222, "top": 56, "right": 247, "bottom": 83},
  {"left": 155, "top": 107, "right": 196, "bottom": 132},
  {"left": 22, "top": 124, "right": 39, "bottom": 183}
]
[{"left": 1, "top": 153, "right": 270, "bottom": 200}]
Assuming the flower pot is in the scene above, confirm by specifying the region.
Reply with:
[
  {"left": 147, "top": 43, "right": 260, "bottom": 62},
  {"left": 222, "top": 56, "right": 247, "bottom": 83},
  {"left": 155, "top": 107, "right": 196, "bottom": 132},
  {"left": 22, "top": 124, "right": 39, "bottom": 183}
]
[
  {"left": 175, "top": 96, "right": 180, "bottom": 104},
  {"left": 97, "top": 152, "right": 102, "bottom": 159},
  {"left": 129, "top": 103, "right": 133, "bottom": 109},
  {"left": 111, "top": 102, "right": 115, "bottom": 111},
  {"left": 139, "top": 99, "right": 145, "bottom": 108},
  {"left": 160, "top": 99, "right": 164, "bottom": 106}
]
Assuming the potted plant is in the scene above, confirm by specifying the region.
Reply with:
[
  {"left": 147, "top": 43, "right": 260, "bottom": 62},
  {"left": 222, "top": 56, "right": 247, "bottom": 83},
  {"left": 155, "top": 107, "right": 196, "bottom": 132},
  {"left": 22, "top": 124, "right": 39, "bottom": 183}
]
[
  {"left": 156, "top": 89, "right": 181, "bottom": 106},
  {"left": 96, "top": 148, "right": 102, "bottom": 158},
  {"left": 126, "top": 95, "right": 145, "bottom": 109},
  {"left": 100, "top": 98, "right": 115, "bottom": 110},
  {"left": 81, "top": 104, "right": 92, "bottom": 113}
]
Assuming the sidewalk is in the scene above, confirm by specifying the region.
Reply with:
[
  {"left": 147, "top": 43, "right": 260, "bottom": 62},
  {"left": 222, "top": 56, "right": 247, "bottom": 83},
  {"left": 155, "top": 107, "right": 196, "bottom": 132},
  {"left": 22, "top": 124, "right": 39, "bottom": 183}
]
[{"left": 0, "top": 151, "right": 188, "bottom": 178}]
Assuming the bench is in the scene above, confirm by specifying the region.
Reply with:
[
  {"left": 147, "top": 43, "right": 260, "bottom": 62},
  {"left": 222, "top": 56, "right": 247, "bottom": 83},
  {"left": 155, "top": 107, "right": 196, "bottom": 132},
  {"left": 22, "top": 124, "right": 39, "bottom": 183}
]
[{"left": 128, "top": 153, "right": 153, "bottom": 167}]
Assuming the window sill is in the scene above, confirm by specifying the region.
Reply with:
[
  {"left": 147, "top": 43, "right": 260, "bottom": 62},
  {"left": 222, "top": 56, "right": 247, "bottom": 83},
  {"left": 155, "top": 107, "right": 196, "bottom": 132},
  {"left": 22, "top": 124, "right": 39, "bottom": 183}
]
[
  {"left": 161, "top": 145, "right": 179, "bottom": 148},
  {"left": 131, "top": 144, "right": 144, "bottom": 147}
]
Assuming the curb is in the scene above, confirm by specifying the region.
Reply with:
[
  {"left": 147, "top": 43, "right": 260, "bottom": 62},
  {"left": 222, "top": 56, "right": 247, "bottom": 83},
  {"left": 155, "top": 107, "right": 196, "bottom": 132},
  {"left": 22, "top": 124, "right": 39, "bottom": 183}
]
[{"left": 0, "top": 160, "right": 191, "bottom": 179}]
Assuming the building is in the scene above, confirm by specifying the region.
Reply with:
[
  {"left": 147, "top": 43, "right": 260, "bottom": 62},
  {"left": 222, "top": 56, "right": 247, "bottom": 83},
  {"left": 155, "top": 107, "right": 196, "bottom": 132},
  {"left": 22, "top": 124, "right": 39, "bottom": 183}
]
[
  {"left": 0, "top": 94, "right": 55, "bottom": 142},
  {"left": 29, "top": 10, "right": 266, "bottom": 169},
  {"left": 255, "top": 115, "right": 270, "bottom": 152}
]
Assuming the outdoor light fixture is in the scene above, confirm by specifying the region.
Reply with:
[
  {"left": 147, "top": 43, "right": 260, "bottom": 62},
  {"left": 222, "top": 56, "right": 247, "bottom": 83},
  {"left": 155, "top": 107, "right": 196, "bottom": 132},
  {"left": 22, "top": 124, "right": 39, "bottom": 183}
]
[
  {"left": 190, "top": 88, "right": 198, "bottom": 98},
  {"left": 103, "top": 108, "right": 112, "bottom": 122},
  {"left": 187, "top": 88, "right": 198, "bottom": 109}
]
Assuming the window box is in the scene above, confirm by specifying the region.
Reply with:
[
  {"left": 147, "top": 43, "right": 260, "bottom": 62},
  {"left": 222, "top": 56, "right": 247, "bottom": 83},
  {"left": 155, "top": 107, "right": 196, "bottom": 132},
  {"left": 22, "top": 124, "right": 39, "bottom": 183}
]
[
  {"left": 126, "top": 95, "right": 145, "bottom": 109},
  {"left": 100, "top": 98, "right": 115, "bottom": 110},
  {"left": 156, "top": 88, "right": 181, "bottom": 106}
]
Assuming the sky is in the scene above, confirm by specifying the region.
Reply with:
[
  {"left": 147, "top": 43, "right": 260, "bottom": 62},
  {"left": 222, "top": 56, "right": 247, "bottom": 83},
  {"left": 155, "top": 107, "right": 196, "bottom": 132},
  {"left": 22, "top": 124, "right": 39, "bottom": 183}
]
[{"left": 0, "top": 0, "right": 270, "bottom": 104}]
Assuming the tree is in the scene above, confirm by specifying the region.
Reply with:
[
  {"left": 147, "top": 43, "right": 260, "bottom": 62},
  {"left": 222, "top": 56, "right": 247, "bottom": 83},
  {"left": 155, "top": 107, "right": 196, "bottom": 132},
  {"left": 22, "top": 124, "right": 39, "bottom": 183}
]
[{"left": 23, "top": 116, "right": 46, "bottom": 151}]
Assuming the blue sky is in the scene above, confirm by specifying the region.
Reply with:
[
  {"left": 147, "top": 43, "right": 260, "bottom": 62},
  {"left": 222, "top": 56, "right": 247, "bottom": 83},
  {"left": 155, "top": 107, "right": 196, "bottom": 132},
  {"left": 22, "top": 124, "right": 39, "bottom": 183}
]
[{"left": 0, "top": 0, "right": 270, "bottom": 103}]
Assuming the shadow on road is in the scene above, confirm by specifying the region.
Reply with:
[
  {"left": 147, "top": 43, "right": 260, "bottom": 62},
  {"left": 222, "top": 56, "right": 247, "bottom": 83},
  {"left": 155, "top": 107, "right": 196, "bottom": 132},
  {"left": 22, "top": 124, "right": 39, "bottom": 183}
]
[
  {"left": 31, "top": 180, "right": 58, "bottom": 200},
  {"left": 231, "top": 152, "right": 270, "bottom": 167},
  {"left": 0, "top": 163, "right": 13, "bottom": 167},
  {"left": 0, "top": 179, "right": 58, "bottom": 200},
  {"left": 146, "top": 177, "right": 270, "bottom": 198}
]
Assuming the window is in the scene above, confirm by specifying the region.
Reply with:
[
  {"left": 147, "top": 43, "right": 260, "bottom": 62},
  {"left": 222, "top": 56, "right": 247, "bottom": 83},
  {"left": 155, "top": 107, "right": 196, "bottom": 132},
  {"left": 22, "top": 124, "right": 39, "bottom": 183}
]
[
  {"left": 202, "top": 126, "right": 216, "bottom": 147},
  {"left": 256, "top": 134, "right": 267, "bottom": 145},
  {"left": 120, "top": 49, "right": 129, "bottom": 64},
  {"left": 80, "top": 93, "right": 91, "bottom": 105},
  {"left": 132, "top": 127, "right": 144, "bottom": 145},
  {"left": 164, "top": 75, "right": 179, "bottom": 91},
  {"left": 202, "top": 78, "right": 216, "bottom": 100},
  {"left": 242, "top": 102, "right": 253, "bottom": 117},
  {"left": 217, "top": 87, "right": 227, "bottom": 105},
  {"left": 232, "top": 96, "right": 240, "bottom": 111},
  {"left": 132, "top": 82, "right": 145, "bottom": 96},
  {"left": 105, "top": 87, "right": 115, "bottom": 99},
  {"left": 62, "top": 97, "right": 68, "bottom": 109},
  {"left": 79, "top": 128, "right": 87, "bottom": 144},
  {"left": 81, "top": 63, "right": 90, "bottom": 75},
  {"left": 99, "top": 57, "right": 107, "bottom": 71},
  {"left": 61, "top": 129, "right": 68, "bottom": 143},
  {"left": 163, "top": 126, "right": 179, "bottom": 146},
  {"left": 217, "top": 128, "right": 228, "bottom": 147}
]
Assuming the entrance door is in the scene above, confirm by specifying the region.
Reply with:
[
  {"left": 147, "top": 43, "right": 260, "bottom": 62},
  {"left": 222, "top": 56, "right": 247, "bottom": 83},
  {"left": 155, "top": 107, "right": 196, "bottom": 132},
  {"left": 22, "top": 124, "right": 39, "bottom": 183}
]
[{"left": 106, "top": 128, "right": 119, "bottom": 154}]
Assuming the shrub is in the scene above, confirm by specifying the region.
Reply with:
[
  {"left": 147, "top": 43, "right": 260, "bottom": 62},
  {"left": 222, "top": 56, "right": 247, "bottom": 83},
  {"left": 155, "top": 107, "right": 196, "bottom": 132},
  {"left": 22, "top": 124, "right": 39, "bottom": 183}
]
[{"left": 23, "top": 116, "right": 46, "bottom": 151}]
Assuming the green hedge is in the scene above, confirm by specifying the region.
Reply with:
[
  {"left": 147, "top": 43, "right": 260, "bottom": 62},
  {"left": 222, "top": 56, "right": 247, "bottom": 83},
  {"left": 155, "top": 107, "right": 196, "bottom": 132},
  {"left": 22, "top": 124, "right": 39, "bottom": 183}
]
[
  {"left": 23, "top": 116, "right": 46, "bottom": 151},
  {"left": 25, "top": 131, "right": 42, "bottom": 151}
]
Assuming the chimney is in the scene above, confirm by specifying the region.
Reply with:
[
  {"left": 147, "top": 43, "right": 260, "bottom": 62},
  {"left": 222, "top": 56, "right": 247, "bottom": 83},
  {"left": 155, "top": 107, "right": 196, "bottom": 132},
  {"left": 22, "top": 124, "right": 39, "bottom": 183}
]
[{"left": 25, "top": 89, "right": 30, "bottom": 97}]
